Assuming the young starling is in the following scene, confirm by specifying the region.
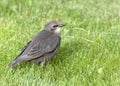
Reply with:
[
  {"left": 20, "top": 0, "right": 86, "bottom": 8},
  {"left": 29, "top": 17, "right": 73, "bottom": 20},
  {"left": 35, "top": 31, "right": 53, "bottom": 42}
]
[{"left": 9, "top": 21, "right": 66, "bottom": 67}]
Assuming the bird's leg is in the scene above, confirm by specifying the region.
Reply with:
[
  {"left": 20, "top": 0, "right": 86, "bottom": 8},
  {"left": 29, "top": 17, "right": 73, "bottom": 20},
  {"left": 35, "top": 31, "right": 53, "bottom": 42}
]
[{"left": 40, "top": 58, "right": 46, "bottom": 67}]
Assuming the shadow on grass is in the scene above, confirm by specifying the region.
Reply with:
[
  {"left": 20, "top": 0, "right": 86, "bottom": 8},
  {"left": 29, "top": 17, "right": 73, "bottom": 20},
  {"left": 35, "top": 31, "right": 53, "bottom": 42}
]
[{"left": 49, "top": 40, "right": 85, "bottom": 66}]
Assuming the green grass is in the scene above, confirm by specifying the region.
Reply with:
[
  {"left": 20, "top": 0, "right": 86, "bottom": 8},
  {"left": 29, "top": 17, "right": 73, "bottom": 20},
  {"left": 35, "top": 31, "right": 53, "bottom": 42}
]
[{"left": 0, "top": 0, "right": 120, "bottom": 86}]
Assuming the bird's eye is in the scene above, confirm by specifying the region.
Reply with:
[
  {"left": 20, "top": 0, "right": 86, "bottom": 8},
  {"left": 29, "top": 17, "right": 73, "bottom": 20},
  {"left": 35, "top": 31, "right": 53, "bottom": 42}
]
[{"left": 53, "top": 25, "right": 58, "bottom": 27}]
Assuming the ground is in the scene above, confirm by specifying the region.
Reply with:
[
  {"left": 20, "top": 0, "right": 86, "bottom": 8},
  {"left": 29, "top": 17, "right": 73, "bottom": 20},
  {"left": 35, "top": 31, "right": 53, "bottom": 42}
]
[{"left": 0, "top": 0, "right": 120, "bottom": 86}]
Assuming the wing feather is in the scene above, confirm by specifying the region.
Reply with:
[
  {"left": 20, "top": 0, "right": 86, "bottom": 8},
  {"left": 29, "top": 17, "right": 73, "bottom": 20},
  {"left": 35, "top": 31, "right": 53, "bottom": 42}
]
[{"left": 27, "top": 35, "right": 60, "bottom": 59}]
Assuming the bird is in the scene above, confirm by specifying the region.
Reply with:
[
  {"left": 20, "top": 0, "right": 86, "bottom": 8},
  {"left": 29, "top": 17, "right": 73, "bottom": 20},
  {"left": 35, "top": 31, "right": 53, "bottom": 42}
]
[{"left": 9, "top": 21, "right": 66, "bottom": 67}]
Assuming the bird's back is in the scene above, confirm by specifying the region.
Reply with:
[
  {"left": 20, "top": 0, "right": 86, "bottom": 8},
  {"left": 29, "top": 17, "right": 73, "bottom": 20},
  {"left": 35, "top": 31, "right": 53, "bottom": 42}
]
[{"left": 20, "top": 30, "right": 60, "bottom": 56}]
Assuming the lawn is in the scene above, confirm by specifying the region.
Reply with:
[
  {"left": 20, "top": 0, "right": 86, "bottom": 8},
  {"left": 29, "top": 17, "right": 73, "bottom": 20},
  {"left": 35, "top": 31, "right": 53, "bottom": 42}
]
[{"left": 0, "top": 0, "right": 120, "bottom": 86}]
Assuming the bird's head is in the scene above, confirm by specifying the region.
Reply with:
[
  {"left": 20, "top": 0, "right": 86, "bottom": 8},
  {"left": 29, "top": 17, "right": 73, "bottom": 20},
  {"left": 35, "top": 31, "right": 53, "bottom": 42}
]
[{"left": 44, "top": 21, "right": 66, "bottom": 35}]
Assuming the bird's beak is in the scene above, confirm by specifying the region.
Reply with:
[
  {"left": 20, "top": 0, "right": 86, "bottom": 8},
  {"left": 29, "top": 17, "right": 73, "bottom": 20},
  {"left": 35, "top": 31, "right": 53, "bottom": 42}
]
[{"left": 59, "top": 24, "right": 66, "bottom": 27}]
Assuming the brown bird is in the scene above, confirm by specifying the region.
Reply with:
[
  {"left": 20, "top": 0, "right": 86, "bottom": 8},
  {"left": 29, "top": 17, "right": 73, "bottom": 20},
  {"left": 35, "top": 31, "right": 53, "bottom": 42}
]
[{"left": 9, "top": 21, "right": 66, "bottom": 67}]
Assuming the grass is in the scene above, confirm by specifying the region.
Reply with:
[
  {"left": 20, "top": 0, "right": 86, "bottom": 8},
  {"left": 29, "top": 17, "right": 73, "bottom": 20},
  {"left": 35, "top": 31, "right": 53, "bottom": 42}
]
[{"left": 0, "top": 0, "right": 120, "bottom": 86}]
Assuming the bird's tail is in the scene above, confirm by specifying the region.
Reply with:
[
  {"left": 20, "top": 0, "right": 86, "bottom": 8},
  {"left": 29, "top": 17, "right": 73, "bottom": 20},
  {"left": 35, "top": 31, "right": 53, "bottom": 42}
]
[
  {"left": 8, "top": 59, "right": 20, "bottom": 67},
  {"left": 9, "top": 55, "right": 28, "bottom": 67}
]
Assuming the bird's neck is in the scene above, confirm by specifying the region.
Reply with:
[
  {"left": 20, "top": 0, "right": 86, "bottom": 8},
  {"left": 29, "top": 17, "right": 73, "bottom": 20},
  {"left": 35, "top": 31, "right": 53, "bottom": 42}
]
[
  {"left": 54, "top": 27, "right": 61, "bottom": 37},
  {"left": 44, "top": 28, "right": 61, "bottom": 37},
  {"left": 55, "top": 32, "right": 61, "bottom": 37}
]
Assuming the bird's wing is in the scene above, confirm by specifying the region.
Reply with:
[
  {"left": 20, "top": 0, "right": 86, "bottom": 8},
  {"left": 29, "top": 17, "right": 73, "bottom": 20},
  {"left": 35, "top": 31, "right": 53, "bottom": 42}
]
[
  {"left": 14, "top": 41, "right": 32, "bottom": 59},
  {"left": 26, "top": 35, "right": 60, "bottom": 60}
]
